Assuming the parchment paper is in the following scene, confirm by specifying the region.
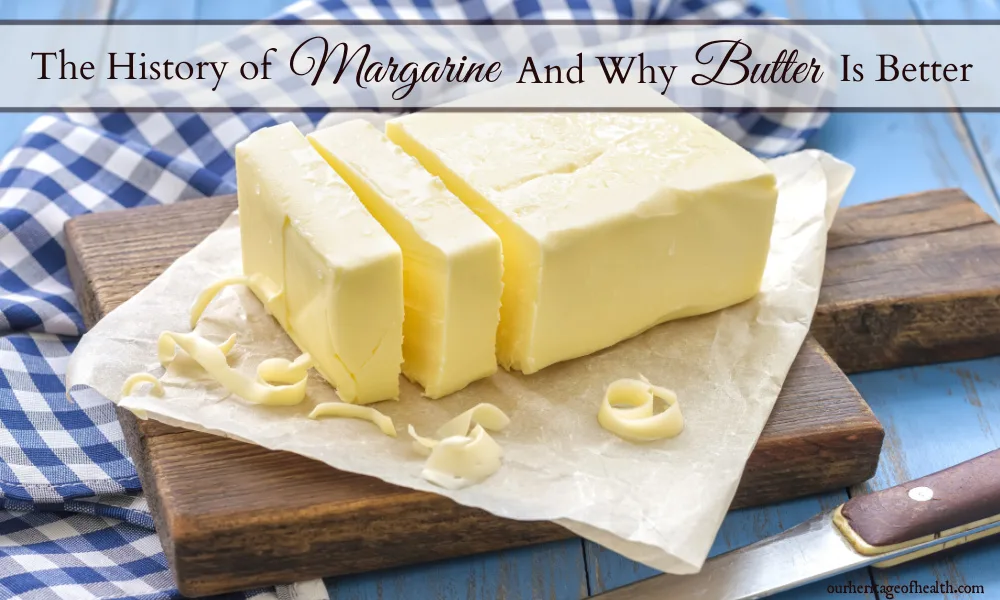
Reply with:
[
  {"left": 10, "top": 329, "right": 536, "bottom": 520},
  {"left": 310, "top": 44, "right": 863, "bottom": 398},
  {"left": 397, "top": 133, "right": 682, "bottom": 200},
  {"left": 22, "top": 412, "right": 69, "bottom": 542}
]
[{"left": 66, "top": 149, "right": 852, "bottom": 575}]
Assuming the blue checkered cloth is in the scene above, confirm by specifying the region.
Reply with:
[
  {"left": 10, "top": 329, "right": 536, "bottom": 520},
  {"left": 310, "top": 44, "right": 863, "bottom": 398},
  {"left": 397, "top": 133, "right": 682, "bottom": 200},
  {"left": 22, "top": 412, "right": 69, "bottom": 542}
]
[{"left": 0, "top": 0, "right": 832, "bottom": 598}]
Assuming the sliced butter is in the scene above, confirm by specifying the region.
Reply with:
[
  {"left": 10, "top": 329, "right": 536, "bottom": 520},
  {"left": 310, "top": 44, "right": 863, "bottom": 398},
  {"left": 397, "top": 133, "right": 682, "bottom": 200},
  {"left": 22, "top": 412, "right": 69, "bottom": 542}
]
[
  {"left": 308, "top": 120, "right": 502, "bottom": 398},
  {"left": 236, "top": 122, "right": 403, "bottom": 404},
  {"left": 387, "top": 84, "right": 778, "bottom": 374}
]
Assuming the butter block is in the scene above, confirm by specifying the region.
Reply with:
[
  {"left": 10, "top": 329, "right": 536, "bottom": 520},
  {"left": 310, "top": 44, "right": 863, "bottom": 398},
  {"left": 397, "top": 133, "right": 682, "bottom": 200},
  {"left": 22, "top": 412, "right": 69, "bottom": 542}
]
[
  {"left": 387, "top": 85, "right": 778, "bottom": 374},
  {"left": 308, "top": 120, "right": 502, "bottom": 398},
  {"left": 236, "top": 122, "right": 403, "bottom": 404}
]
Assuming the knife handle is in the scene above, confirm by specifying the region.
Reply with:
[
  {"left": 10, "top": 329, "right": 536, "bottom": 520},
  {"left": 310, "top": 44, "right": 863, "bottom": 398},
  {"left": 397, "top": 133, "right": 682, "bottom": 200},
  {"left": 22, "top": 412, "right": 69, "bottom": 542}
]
[{"left": 834, "top": 448, "right": 1000, "bottom": 567}]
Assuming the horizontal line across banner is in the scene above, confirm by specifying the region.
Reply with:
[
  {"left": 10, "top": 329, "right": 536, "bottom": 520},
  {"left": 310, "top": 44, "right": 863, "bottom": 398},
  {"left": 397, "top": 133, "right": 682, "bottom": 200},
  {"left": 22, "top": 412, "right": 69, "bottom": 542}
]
[
  {"left": 0, "top": 107, "right": 996, "bottom": 113},
  {"left": 1, "top": 19, "right": 1000, "bottom": 26}
]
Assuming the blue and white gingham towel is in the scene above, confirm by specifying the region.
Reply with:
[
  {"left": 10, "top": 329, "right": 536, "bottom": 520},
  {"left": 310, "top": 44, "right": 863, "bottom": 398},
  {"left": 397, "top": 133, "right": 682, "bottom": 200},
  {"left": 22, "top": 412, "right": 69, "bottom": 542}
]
[{"left": 0, "top": 1, "right": 832, "bottom": 598}]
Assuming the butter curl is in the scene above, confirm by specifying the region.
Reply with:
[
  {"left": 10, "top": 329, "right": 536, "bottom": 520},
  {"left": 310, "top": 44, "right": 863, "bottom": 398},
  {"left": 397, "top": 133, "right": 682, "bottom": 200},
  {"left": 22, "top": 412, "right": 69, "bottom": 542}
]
[
  {"left": 407, "top": 403, "right": 510, "bottom": 489},
  {"left": 121, "top": 373, "right": 164, "bottom": 398},
  {"left": 158, "top": 331, "right": 309, "bottom": 406},
  {"left": 598, "top": 377, "right": 683, "bottom": 443},
  {"left": 189, "top": 274, "right": 283, "bottom": 328},
  {"left": 408, "top": 403, "right": 510, "bottom": 456},
  {"left": 309, "top": 402, "right": 396, "bottom": 437},
  {"left": 421, "top": 425, "right": 503, "bottom": 490}
]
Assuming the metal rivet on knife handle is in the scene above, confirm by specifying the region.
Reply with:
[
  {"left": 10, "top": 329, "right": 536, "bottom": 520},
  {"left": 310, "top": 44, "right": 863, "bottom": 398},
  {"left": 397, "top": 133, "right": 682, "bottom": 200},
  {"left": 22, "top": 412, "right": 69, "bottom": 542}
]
[{"left": 833, "top": 448, "right": 1000, "bottom": 568}]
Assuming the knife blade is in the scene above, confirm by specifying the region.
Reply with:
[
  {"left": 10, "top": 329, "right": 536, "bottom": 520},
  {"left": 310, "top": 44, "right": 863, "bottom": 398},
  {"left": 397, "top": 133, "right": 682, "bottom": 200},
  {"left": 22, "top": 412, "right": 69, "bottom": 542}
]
[{"left": 593, "top": 448, "right": 1000, "bottom": 600}]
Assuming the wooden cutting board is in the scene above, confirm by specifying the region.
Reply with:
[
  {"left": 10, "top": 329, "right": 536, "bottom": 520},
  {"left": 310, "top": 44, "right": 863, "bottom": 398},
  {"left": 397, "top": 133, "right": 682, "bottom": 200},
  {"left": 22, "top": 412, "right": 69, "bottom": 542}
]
[{"left": 63, "top": 188, "right": 1000, "bottom": 596}]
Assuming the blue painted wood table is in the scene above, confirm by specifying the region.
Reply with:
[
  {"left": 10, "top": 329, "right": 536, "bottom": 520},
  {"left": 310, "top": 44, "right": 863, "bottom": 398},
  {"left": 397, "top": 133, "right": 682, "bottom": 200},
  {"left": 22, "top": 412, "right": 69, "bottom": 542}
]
[{"left": 2, "top": 1, "right": 998, "bottom": 598}]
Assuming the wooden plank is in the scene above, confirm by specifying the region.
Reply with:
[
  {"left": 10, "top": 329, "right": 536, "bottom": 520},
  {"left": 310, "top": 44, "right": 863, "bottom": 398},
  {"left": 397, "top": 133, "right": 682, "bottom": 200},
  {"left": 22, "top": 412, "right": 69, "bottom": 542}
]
[
  {"left": 909, "top": 0, "right": 1000, "bottom": 220},
  {"left": 0, "top": 114, "right": 39, "bottom": 157},
  {"left": 326, "top": 540, "right": 589, "bottom": 600},
  {"left": 809, "top": 110, "right": 999, "bottom": 218},
  {"left": 65, "top": 194, "right": 885, "bottom": 596},
  {"left": 813, "top": 189, "right": 1000, "bottom": 373}
]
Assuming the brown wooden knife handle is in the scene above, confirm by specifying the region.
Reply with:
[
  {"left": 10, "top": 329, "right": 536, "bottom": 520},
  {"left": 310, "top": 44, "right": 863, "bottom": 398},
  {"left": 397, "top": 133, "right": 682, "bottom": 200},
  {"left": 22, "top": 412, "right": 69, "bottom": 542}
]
[{"left": 838, "top": 448, "right": 1000, "bottom": 551}]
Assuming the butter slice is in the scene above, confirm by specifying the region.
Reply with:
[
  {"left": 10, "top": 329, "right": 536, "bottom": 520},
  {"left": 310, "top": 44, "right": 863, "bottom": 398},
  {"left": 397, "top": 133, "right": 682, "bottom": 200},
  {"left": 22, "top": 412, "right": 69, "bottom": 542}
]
[
  {"left": 387, "top": 84, "right": 778, "bottom": 374},
  {"left": 236, "top": 122, "right": 403, "bottom": 404},
  {"left": 308, "top": 120, "right": 502, "bottom": 398}
]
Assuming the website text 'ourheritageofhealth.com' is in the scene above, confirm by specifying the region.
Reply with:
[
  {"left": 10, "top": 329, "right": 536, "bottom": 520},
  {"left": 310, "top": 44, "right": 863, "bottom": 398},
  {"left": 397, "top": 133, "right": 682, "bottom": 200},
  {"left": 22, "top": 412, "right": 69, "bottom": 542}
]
[{"left": 828, "top": 580, "right": 985, "bottom": 598}]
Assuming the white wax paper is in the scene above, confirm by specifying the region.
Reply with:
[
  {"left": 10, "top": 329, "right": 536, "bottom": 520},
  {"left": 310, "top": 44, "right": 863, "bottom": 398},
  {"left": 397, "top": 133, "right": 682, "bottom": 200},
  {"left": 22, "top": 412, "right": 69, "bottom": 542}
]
[{"left": 66, "top": 149, "right": 852, "bottom": 575}]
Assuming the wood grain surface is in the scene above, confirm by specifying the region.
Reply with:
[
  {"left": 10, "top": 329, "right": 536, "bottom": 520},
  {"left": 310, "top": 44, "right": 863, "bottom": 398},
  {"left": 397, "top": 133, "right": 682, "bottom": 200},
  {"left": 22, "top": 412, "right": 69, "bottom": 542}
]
[
  {"left": 64, "top": 193, "right": 891, "bottom": 596},
  {"left": 814, "top": 189, "right": 1000, "bottom": 373}
]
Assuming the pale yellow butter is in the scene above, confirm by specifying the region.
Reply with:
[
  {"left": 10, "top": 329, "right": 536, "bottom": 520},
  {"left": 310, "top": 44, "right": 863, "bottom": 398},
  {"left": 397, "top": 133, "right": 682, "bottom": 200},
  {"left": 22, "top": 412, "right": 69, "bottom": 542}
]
[
  {"left": 236, "top": 122, "right": 403, "bottom": 404},
  {"left": 308, "top": 120, "right": 502, "bottom": 398},
  {"left": 598, "top": 377, "right": 683, "bottom": 443},
  {"left": 387, "top": 84, "right": 778, "bottom": 374},
  {"left": 407, "top": 403, "right": 510, "bottom": 489}
]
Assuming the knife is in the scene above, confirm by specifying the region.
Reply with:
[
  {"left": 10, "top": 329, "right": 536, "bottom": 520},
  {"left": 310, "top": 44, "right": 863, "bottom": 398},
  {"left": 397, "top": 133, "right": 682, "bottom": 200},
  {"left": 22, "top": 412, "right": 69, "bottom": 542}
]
[{"left": 593, "top": 448, "right": 1000, "bottom": 599}]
